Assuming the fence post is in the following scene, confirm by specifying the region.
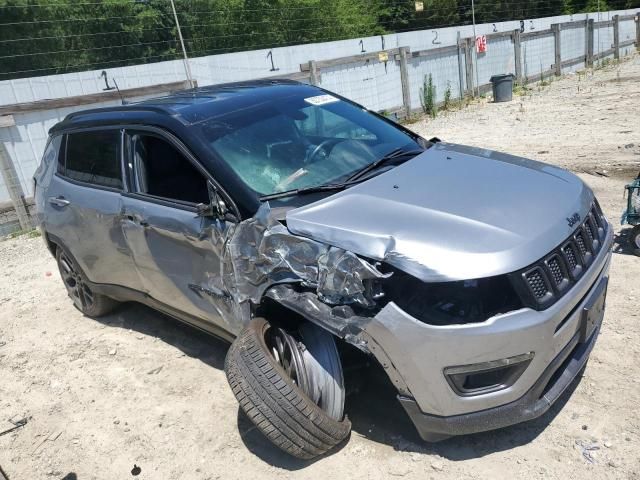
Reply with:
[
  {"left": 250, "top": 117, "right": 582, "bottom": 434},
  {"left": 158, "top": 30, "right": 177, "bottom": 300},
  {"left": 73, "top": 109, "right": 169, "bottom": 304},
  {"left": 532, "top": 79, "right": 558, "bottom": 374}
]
[
  {"left": 0, "top": 142, "right": 31, "bottom": 231},
  {"left": 308, "top": 60, "right": 320, "bottom": 86},
  {"left": 636, "top": 14, "right": 640, "bottom": 52},
  {"left": 398, "top": 47, "right": 412, "bottom": 118},
  {"left": 169, "top": 0, "right": 195, "bottom": 89},
  {"left": 513, "top": 29, "right": 523, "bottom": 84},
  {"left": 464, "top": 37, "right": 475, "bottom": 96},
  {"left": 307, "top": 61, "right": 325, "bottom": 132},
  {"left": 552, "top": 23, "right": 561, "bottom": 76},
  {"left": 613, "top": 15, "right": 620, "bottom": 60},
  {"left": 587, "top": 19, "right": 595, "bottom": 67},
  {"left": 456, "top": 32, "right": 465, "bottom": 99}
]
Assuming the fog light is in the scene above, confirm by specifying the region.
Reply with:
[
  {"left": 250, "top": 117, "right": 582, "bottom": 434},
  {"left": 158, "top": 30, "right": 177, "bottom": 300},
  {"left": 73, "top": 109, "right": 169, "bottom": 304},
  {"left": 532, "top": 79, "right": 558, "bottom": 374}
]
[{"left": 444, "top": 352, "right": 534, "bottom": 397}]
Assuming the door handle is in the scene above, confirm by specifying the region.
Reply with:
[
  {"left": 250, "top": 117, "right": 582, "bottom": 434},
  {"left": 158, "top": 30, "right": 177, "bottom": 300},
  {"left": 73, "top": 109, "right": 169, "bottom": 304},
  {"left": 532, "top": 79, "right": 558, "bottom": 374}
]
[
  {"left": 123, "top": 213, "right": 148, "bottom": 227},
  {"left": 48, "top": 196, "right": 70, "bottom": 207}
]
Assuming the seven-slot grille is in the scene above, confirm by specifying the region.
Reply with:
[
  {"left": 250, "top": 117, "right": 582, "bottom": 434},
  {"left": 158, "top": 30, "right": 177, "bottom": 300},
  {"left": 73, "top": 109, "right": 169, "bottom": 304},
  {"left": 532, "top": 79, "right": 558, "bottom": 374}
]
[{"left": 516, "top": 203, "right": 608, "bottom": 309}]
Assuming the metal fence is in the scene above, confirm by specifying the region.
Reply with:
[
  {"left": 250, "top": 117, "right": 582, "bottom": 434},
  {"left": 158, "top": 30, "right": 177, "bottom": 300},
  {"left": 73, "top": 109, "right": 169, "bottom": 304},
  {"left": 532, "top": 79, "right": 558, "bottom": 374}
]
[{"left": 0, "top": 8, "right": 638, "bottom": 236}]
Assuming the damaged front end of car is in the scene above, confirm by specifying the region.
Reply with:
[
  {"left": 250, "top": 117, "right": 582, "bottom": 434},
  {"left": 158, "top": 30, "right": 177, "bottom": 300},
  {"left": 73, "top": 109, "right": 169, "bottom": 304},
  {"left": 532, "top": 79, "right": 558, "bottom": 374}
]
[
  {"left": 209, "top": 202, "right": 535, "bottom": 409},
  {"left": 208, "top": 202, "right": 392, "bottom": 337},
  {"left": 208, "top": 166, "right": 612, "bottom": 444}
]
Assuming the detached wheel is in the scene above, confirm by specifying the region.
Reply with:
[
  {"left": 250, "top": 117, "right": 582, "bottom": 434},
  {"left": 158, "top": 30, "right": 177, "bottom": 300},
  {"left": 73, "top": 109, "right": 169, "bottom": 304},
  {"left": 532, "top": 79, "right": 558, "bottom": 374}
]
[
  {"left": 225, "top": 318, "right": 351, "bottom": 459},
  {"left": 630, "top": 225, "right": 640, "bottom": 256},
  {"left": 56, "top": 247, "right": 118, "bottom": 317}
]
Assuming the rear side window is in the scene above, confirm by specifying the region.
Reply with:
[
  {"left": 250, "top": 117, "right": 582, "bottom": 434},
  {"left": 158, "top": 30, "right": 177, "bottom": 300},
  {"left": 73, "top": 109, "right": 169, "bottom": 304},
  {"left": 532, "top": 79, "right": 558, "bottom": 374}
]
[{"left": 62, "top": 130, "right": 122, "bottom": 189}]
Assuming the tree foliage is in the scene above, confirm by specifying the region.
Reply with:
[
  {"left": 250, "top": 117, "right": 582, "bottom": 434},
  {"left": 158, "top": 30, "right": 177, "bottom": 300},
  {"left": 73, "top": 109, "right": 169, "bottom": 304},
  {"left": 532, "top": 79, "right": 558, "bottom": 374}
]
[{"left": 0, "top": 0, "right": 636, "bottom": 79}]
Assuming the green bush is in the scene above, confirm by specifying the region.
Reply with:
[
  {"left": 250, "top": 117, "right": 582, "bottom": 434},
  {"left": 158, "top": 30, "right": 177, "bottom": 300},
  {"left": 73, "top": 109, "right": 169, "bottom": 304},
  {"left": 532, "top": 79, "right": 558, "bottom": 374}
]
[
  {"left": 443, "top": 81, "right": 452, "bottom": 110},
  {"left": 420, "top": 74, "right": 437, "bottom": 118}
]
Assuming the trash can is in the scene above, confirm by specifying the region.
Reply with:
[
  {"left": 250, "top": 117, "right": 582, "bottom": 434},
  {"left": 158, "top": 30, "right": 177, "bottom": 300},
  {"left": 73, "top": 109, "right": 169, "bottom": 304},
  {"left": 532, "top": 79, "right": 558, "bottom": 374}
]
[{"left": 490, "top": 74, "right": 515, "bottom": 102}]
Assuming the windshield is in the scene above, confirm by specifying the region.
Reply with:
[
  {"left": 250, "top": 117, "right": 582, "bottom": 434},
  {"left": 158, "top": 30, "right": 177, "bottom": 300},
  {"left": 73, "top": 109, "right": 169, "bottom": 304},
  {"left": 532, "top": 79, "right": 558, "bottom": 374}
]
[{"left": 200, "top": 93, "right": 422, "bottom": 197}]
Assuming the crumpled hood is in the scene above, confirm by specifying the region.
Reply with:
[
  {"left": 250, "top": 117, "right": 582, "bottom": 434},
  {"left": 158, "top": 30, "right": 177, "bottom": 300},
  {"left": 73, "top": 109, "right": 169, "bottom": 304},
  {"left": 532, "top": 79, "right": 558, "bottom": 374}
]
[{"left": 285, "top": 142, "right": 594, "bottom": 282}]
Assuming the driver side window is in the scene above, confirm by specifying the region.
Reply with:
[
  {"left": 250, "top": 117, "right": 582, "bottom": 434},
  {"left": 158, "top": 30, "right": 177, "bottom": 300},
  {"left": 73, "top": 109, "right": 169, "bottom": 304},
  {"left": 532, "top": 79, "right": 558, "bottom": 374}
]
[{"left": 128, "top": 132, "right": 209, "bottom": 205}]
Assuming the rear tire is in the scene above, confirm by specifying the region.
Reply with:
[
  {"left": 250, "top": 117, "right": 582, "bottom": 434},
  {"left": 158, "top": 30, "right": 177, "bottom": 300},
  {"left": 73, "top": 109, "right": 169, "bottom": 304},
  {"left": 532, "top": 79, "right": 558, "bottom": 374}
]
[
  {"left": 55, "top": 247, "right": 118, "bottom": 317},
  {"left": 630, "top": 225, "right": 640, "bottom": 257},
  {"left": 225, "top": 318, "right": 351, "bottom": 459}
]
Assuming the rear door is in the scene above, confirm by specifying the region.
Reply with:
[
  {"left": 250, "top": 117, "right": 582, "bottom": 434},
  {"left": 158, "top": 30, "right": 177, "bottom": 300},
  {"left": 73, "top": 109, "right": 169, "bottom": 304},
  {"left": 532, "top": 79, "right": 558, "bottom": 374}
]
[
  {"left": 119, "top": 128, "right": 238, "bottom": 333},
  {"left": 44, "top": 128, "right": 143, "bottom": 291}
]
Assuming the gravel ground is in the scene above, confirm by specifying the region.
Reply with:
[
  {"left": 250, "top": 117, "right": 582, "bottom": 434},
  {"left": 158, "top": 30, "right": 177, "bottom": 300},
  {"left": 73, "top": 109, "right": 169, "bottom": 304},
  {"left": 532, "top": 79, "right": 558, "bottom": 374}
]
[{"left": 1, "top": 55, "right": 640, "bottom": 480}]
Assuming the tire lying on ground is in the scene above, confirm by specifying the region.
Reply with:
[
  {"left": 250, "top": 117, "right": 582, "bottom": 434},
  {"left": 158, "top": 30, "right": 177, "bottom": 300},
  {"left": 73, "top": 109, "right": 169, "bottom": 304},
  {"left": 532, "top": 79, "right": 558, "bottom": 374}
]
[
  {"left": 630, "top": 225, "right": 640, "bottom": 257},
  {"left": 225, "top": 317, "right": 351, "bottom": 459}
]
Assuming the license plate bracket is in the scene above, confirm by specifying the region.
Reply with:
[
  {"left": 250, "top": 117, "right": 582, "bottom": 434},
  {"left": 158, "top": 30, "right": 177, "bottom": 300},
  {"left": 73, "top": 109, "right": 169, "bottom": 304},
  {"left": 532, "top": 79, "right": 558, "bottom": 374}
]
[{"left": 579, "top": 277, "right": 608, "bottom": 343}]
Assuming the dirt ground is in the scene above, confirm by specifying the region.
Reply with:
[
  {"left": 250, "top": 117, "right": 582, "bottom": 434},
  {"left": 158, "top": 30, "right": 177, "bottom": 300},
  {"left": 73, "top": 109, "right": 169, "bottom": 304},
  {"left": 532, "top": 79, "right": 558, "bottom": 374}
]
[{"left": 1, "top": 55, "right": 640, "bottom": 480}]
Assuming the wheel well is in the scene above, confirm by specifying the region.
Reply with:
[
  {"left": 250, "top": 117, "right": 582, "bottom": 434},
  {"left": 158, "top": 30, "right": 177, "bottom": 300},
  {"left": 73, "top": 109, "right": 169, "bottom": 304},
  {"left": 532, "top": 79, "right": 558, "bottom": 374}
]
[
  {"left": 254, "top": 295, "right": 308, "bottom": 331},
  {"left": 44, "top": 232, "right": 58, "bottom": 257},
  {"left": 255, "top": 294, "right": 372, "bottom": 394}
]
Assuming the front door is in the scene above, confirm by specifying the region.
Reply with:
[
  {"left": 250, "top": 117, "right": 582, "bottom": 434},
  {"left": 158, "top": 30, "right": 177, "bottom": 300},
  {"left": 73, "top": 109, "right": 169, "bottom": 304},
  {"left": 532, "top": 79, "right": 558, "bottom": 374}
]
[{"left": 119, "top": 129, "right": 237, "bottom": 333}]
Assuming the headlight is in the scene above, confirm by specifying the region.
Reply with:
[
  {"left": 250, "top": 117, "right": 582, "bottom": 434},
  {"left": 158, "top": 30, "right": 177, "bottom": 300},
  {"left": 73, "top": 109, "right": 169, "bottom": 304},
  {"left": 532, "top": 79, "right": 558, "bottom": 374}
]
[{"left": 379, "top": 266, "right": 523, "bottom": 326}]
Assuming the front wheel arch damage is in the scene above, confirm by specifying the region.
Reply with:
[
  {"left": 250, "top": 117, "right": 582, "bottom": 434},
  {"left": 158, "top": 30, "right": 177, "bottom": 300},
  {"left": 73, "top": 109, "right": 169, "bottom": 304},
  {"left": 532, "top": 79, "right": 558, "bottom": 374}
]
[
  {"left": 225, "top": 314, "right": 352, "bottom": 459},
  {"left": 261, "top": 284, "right": 414, "bottom": 396},
  {"left": 254, "top": 297, "right": 371, "bottom": 406},
  {"left": 246, "top": 296, "right": 422, "bottom": 452},
  {"left": 213, "top": 203, "right": 391, "bottom": 335},
  {"left": 215, "top": 203, "right": 409, "bottom": 456}
]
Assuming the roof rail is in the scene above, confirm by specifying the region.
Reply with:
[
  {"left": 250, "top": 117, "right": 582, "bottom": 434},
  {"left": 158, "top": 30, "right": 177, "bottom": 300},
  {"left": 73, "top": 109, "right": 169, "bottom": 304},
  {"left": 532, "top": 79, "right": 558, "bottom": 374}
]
[
  {"left": 64, "top": 104, "right": 169, "bottom": 120},
  {"left": 177, "top": 77, "right": 301, "bottom": 94}
]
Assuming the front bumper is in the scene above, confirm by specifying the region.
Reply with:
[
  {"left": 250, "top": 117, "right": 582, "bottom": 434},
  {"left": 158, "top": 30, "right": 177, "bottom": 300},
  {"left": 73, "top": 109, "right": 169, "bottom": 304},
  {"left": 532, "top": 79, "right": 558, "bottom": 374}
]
[
  {"left": 399, "top": 315, "right": 600, "bottom": 439},
  {"left": 360, "top": 226, "right": 613, "bottom": 437}
]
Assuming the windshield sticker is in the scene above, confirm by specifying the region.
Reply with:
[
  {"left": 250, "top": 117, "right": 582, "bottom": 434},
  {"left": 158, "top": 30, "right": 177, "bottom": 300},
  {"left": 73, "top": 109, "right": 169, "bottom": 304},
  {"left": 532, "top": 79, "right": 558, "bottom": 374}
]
[{"left": 304, "top": 95, "right": 340, "bottom": 106}]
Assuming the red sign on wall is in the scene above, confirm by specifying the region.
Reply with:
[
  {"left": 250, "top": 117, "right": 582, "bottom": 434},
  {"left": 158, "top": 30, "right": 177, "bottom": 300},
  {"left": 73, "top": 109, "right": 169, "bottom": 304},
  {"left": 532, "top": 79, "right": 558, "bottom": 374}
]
[{"left": 476, "top": 35, "right": 487, "bottom": 53}]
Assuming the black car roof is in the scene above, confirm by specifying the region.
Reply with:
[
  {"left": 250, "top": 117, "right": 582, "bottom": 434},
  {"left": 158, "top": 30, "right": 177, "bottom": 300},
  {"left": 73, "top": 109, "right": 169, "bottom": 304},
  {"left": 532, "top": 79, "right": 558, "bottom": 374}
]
[
  {"left": 48, "top": 79, "right": 329, "bottom": 219},
  {"left": 46, "top": 79, "right": 422, "bottom": 220},
  {"left": 50, "top": 79, "right": 319, "bottom": 133}
]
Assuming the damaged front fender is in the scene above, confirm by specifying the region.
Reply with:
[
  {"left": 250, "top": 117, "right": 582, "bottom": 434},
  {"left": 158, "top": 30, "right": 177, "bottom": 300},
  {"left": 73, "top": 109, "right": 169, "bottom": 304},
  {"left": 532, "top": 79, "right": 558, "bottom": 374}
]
[
  {"left": 264, "top": 284, "right": 413, "bottom": 398},
  {"left": 212, "top": 203, "right": 389, "bottom": 332},
  {"left": 222, "top": 203, "right": 388, "bottom": 308},
  {"left": 203, "top": 203, "right": 411, "bottom": 396}
]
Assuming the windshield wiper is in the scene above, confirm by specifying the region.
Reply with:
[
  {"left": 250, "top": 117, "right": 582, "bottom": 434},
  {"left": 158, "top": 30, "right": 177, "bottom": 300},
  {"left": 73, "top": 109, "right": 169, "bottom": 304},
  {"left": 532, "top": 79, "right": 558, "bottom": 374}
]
[
  {"left": 260, "top": 181, "right": 356, "bottom": 201},
  {"left": 346, "top": 148, "right": 425, "bottom": 182},
  {"left": 259, "top": 148, "right": 425, "bottom": 201}
]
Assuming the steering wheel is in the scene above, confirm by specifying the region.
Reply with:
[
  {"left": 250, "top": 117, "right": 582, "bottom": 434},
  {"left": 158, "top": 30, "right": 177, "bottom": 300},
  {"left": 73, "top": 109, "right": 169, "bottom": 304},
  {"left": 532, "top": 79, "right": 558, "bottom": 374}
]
[{"left": 306, "top": 138, "right": 345, "bottom": 164}]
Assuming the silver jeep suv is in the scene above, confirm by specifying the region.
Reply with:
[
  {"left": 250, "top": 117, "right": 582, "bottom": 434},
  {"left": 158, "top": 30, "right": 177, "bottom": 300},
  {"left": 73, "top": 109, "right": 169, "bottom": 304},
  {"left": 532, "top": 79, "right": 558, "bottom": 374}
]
[{"left": 34, "top": 80, "right": 612, "bottom": 459}]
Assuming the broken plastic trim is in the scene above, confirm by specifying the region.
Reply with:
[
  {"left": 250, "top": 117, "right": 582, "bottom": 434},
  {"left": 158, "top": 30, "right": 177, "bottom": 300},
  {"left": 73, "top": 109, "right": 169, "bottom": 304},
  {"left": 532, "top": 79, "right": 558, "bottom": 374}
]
[
  {"left": 264, "top": 284, "right": 414, "bottom": 397},
  {"left": 265, "top": 285, "right": 369, "bottom": 343},
  {"left": 204, "top": 203, "right": 390, "bottom": 332},
  {"left": 222, "top": 203, "right": 389, "bottom": 307}
]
